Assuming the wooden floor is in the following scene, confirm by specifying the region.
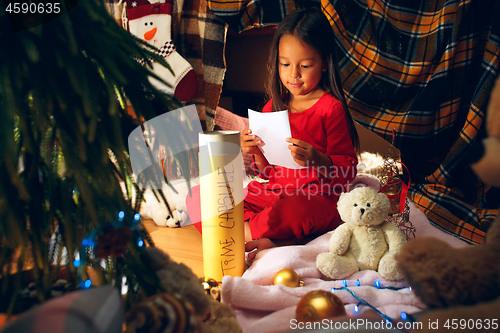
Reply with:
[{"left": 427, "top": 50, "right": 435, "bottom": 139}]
[{"left": 143, "top": 219, "right": 204, "bottom": 278}]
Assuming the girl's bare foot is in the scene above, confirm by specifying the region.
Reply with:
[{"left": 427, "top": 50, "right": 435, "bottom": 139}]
[{"left": 245, "top": 238, "right": 277, "bottom": 262}]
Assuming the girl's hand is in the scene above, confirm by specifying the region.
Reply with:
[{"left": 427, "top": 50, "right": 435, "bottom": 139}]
[
  {"left": 241, "top": 129, "right": 264, "bottom": 156},
  {"left": 287, "top": 137, "right": 333, "bottom": 177},
  {"left": 286, "top": 137, "right": 321, "bottom": 167}
]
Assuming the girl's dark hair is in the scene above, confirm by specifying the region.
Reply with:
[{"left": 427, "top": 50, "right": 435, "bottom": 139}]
[{"left": 266, "top": 7, "right": 360, "bottom": 152}]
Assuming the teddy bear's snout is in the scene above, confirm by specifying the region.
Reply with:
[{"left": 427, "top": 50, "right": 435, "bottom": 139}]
[{"left": 360, "top": 208, "right": 365, "bottom": 215}]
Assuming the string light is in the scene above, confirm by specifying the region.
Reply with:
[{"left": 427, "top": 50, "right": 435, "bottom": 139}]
[
  {"left": 77, "top": 211, "right": 145, "bottom": 290},
  {"left": 332, "top": 286, "right": 392, "bottom": 324},
  {"left": 80, "top": 279, "right": 92, "bottom": 289},
  {"left": 330, "top": 280, "right": 415, "bottom": 324},
  {"left": 335, "top": 279, "right": 409, "bottom": 291},
  {"left": 82, "top": 238, "right": 95, "bottom": 247}
]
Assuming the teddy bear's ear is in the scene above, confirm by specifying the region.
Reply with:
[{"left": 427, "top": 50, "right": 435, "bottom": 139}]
[
  {"left": 338, "top": 191, "right": 348, "bottom": 205},
  {"left": 375, "top": 191, "right": 391, "bottom": 214},
  {"left": 377, "top": 191, "right": 390, "bottom": 204}
]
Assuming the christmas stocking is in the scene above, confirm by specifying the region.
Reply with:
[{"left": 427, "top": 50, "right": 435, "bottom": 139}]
[{"left": 125, "top": 0, "right": 197, "bottom": 102}]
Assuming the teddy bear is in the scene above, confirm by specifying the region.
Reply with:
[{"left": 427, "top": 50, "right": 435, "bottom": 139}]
[
  {"left": 396, "top": 220, "right": 500, "bottom": 309},
  {"left": 141, "top": 179, "right": 194, "bottom": 228},
  {"left": 316, "top": 186, "right": 407, "bottom": 281},
  {"left": 394, "top": 75, "right": 500, "bottom": 331}
]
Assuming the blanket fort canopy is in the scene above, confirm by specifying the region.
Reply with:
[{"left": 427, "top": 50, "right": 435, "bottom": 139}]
[{"left": 207, "top": 0, "right": 500, "bottom": 245}]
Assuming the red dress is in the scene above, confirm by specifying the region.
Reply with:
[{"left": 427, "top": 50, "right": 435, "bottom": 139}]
[{"left": 245, "top": 92, "right": 358, "bottom": 240}]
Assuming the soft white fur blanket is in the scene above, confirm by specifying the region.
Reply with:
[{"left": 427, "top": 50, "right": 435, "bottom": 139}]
[{"left": 221, "top": 174, "right": 468, "bottom": 333}]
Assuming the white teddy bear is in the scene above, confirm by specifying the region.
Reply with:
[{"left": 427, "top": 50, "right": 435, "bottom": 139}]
[
  {"left": 316, "top": 186, "right": 407, "bottom": 281},
  {"left": 141, "top": 179, "right": 196, "bottom": 228}
]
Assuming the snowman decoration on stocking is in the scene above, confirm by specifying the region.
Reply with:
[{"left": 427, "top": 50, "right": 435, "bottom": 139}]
[{"left": 125, "top": 0, "right": 197, "bottom": 102}]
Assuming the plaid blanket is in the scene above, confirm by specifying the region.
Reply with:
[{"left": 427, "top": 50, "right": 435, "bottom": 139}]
[
  {"left": 206, "top": 0, "right": 315, "bottom": 32},
  {"left": 321, "top": 0, "right": 500, "bottom": 245},
  {"left": 174, "top": 0, "right": 227, "bottom": 130},
  {"left": 208, "top": 0, "right": 500, "bottom": 245},
  {"left": 106, "top": 0, "right": 227, "bottom": 130}
]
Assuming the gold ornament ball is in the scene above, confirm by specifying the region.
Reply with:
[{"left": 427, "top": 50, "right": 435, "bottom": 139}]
[
  {"left": 296, "top": 290, "right": 346, "bottom": 322},
  {"left": 273, "top": 268, "right": 300, "bottom": 288}
]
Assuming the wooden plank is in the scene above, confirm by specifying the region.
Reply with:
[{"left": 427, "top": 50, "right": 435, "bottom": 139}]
[{"left": 143, "top": 220, "right": 204, "bottom": 278}]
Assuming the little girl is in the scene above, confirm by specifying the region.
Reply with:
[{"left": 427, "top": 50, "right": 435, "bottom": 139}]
[{"left": 242, "top": 7, "right": 359, "bottom": 255}]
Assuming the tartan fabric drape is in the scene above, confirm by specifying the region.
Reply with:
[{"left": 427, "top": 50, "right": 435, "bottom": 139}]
[
  {"left": 321, "top": 0, "right": 500, "bottom": 244},
  {"left": 174, "top": 0, "right": 227, "bottom": 130},
  {"left": 106, "top": 0, "right": 227, "bottom": 130},
  {"left": 208, "top": 0, "right": 500, "bottom": 245},
  {"left": 206, "top": 0, "right": 312, "bottom": 32}
]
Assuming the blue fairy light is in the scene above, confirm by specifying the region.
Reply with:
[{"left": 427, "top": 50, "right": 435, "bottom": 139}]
[
  {"left": 134, "top": 213, "right": 141, "bottom": 221},
  {"left": 354, "top": 304, "right": 359, "bottom": 313},
  {"left": 356, "top": 279, "right": 361, "bottom": 286},
  {"left": 82, "top": 238, "right": 95, "bottom": 247},
  {"left": 401, "top": 312, "right": 408, "bottom": 320},
  {"left": 84, "top": 279, "right": 92, "bottom": 289},
  {"left": 342, "top": 279, "right": 348, "bottom": 287},
  {"left": 331, "top": 286, "right": 392, "bottom": 324},
  {"left": 138, "top": 239, "right": 144, "bottom": 247},
  {"left": 374, "top": 280, "right": 381, "bottom": 289},
  {"left": 73, "top": 259, "right": 81, "bottom": 267},
  {"left": 118, "top": 211, "right": 125, "bottom": 220}
]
